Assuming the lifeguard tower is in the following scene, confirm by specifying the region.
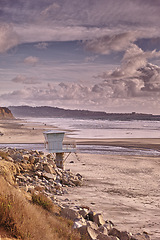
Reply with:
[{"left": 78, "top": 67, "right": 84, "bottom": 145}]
[{"left": 43, "top": 130, "right": 76, "bottom": 169}]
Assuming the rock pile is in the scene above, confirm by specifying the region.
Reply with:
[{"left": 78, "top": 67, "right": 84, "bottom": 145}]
[
  {"left": 61, "top": 206, "right": 151, "bottom": 240},
  {"left": 0, "top": 147, "right": 151, "bottom": 240},
  {"left": 0, "top": 147, "right": 83, "bottom": 199}
]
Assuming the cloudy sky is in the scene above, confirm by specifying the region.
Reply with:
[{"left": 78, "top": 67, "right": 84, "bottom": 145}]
[{"left": 1, "top": 0, "right": 160, "bottom": 113}]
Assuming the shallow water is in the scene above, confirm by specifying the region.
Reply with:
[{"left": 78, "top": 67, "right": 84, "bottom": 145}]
[
  {"left": 0, "top": 143, "right": 160, "bottom": 157},
  {"left": 24, "top": 117, "right": 160, "bottom": 139}
]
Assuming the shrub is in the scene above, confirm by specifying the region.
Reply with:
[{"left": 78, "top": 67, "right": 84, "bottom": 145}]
[{"left": 31, "top": 192, "right": 54, "bottom": 212}]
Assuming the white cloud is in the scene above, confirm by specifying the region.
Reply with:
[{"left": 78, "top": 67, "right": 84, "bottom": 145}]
[
  {"left": 0, "top": 23, "right": 19, "bottom": 53},
  {"left": 97, "top": 44, "right": 160, "bottom": 98},
  {"left": 84, "top": 32, "right": 138, "bottom": 54},
  {"left": 0, "top": 80, "right": 160, "bottom": 113},
  {"left": 12, "top": 75, "right": 40, "bottom": 84},
  {"left": 41, "top": 3, "right": 60, "bottom": 17},
  {"left": 24, "top": 56, "right": 39, "bottom": 66},
  {"left": 34, "top": 42, "right": 49, "bottom": 49}
]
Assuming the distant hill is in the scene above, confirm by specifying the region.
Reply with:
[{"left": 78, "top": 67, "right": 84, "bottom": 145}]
[
  {"left": 0, "top": 107, "right": 14, "bottom": 119},
  {"left": 8, "top": 105, "right": 160, "bottom": 121}
]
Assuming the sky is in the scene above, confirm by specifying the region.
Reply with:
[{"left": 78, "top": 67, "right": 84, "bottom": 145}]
[{"left": 1, "top": 0, "right": 160, "bottom": 114}]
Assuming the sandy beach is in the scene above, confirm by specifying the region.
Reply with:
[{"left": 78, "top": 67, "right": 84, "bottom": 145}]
[{"left": 0, "top": 119, "right": 160, "bottom": 239}]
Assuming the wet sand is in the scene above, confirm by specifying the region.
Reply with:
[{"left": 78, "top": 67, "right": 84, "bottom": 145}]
[{"left": 0, "top": 119, "right": 160, "bottom": 239}]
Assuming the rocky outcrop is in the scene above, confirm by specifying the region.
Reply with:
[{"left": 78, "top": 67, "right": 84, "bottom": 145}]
[
  {"left": 0, "top": 147, "right": 151, "bottom": 240},
  {"left": 0, "top": 107, "right": 14, "bottom": 119}
]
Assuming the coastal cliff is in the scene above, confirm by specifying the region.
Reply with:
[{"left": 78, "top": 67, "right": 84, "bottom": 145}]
[{"left": 0, "top": 107, "right": 14, "bottom": 119}]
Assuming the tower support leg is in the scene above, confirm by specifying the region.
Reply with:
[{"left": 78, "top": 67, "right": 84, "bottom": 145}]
[{"left": 55, "top": 153, "right": 65, "bottom": 169}]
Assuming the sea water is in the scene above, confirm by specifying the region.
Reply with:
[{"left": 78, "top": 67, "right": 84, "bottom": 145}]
[
  {"left": 1, "top": 117, "right": 159, "bottom": 156},
  {"left": 24, "top": 117, "right": 160, "bottom": 139}
]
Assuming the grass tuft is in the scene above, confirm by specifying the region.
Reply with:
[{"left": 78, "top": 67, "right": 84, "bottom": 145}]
[{"left": 31, "top": 192, "right": 54, "bottom": 212}]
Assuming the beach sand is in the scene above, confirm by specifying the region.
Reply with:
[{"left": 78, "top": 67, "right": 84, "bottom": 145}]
[{"left": 0, "top": 119, "right": 160, "bottom": 239}]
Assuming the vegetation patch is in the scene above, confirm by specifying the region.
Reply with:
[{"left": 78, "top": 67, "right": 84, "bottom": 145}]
[{"left": 0, "top": 176, "right": 81, "bottom": 240}]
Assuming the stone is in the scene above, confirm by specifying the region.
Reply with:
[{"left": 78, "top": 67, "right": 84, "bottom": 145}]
[
  {"left": 119, "top": 231, "right": 131, "bottom": 240},
  {"left": 43, "top": 163, "right": 55, "bottom": 174},
  {"left": 79, "top": 208, "right": 89, "bottom": 218},
  {"left": 6, "top": 156, "right": 14, "bottom": 162},
  {"left": 61, "top": 207, "right": 80, "bottom": 221},
  {"left": 98, "top": 225, "right": 108, "bottom": 235},
  {"left": 97, "top": 233, "right": 119, "bottom": 240},
  {"left": 73, "top": 221, "right": 83, "bottom": 229},
  {"left": 108, "top": 228, "right": 131, "bottom": 240},
  {"left": 131, "top": 232, "right": 151, "bottom": 240},
  {"left": 104, "top": 221, "right": 114, "bottom": 231},
  {"left": 34, "top": 157, "right": 40, "bottom": 164},
  {"left": 87, "top": 221, "right": 99, "bottom": 231},
  {"left": 87, "top": 211, "right": 96, "bottom": 221},
  {"left": 70, "top": 177, "right": 82, "bottom": 186},
  {"left": 23, "top": 154, "right": 30, "bottom": 161},
  {"left": 76, "top": 173, "right": 83, "bottom": 180},
  {"left": 79, "top": 225, "right": 98, "bottom": 240},
  {"left": 11, "top": 153, "right": 23, "bottom": 161},
  {"left": 93, "top": 213, "right": 105, "bottom": 226},
  {"left": 29, "top": 156, "right": 35, "bottom": 164},
  {"left": 42, "top": 172, "right": 56, "bottom": 181},
  {"left": 73, "top": 217, "right": 86, "bottom": 229}
]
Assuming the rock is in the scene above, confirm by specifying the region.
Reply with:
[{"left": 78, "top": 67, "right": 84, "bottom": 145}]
[
  {"left": 11, "top": 153, "right": 23, "bottom": 161},
  {"left": 98, "top": 225, "right": 108, "bottom": 235},
  {"left": 79, "top": 208, "right": 89, "bottom": 218},
  {"left": 34, "top": 157, "right": 40, "bottom": 164},
  {"left": 29, "top": 156, "right": 35, "bottom": 164},
  {"left": 7, "top": 156, "right": 14, "bottom": 162},
  {"left": 42, "top": 172, "right": 56, "bottom": 180},
  {"left": 87, "top": 211, "right": 96, "bottom": 221},
  {"left": 43, "top": 163, "right": 55, "bottom": 174},
  {"left": 97, "top": 233, "right": 119, "bottom": 240},
  {"left": 93, "top": 213, "right": 105, "bottom": 226},
  {"left": 108, "top": 228, "right": 131, "bottom": 240},
  {"left": 87, "top": 221, "right": 99, "bottom": 231},
  {"left": 70, "top": 176, "right": 82, "bottom": 186},
  {"left": 23, "top": 154, "right": 30, "bottom": 161},
  {"left": 73, "top": 221, "right": 83, "bottom": 229},
  {"left": 61, "top": 207, "right": 80, "bottom": 221},
  {"left": 76, "top": 173, "right": 83, "bottom": 180},
  {"left": 79, "top": 225, "right": 98, "bottom": 240},
  {"left": 104, "top": 221, "right": 114, "bottom": 231},
  {"left": 131, "top": 232, "right": 151, "bottom": 240},
  {"left": 73, "top": 217, "right": 86, "bottom": 229}
]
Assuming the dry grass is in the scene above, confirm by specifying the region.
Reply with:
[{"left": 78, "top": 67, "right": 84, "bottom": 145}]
[
  {"left": 0, "top": 151, "right": 9, "bottom": 160},
  {"left": 31, "top": 192, "right": 55, "bottom": 212},
  {"left": 0, "top": 175, "right": 81, "bottom": 240}
]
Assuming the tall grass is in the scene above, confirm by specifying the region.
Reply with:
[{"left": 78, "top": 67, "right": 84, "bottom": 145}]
[{"left": 0, "top": 176, "right": 81, "bottom": 240}]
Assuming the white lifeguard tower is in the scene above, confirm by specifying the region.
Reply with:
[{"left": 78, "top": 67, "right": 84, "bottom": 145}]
[{"left": 43, "top": 130, "right": 76, "bottom": 169}]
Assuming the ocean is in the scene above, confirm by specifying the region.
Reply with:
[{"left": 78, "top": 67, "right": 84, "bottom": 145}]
[
  {"left": 1, "top": 117, "right": 160, "bottom": 156},
  {"left": 24, "top": 117, "right": 160, "bottom": 139}
]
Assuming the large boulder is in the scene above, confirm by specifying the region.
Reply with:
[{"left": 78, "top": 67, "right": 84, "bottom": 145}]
[
  {"left": 93, "top": 213, "right": 105, "bottom": 226},
  {"left": 61, "top": 207, "right": 80, "bottom": 221}
]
